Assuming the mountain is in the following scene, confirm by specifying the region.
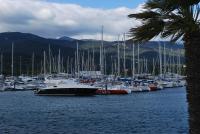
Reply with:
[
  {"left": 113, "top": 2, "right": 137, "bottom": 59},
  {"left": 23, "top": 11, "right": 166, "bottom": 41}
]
[
  {"left": 80, "top": 39, "right": 184, "bottom": 58},
  {"left": 0, "top": 32, "right": 78, "bottom": 75},
  {"left": 0, "top": 32, "right": 82, "bottom": 57},
  {"left": 0, "top": 32, "right": 184, "bottom": 75},
  {"left": 59, "top": 36, "right": 77, "bottom": 42}
]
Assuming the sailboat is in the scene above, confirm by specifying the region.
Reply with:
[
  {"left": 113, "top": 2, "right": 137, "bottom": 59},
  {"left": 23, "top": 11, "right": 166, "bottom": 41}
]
[
  {"left": 4, "top": 43, "right": 20, "bottom": 91},
  {"left": 0, "top": 74, "right": 4, "bottom": 91}
]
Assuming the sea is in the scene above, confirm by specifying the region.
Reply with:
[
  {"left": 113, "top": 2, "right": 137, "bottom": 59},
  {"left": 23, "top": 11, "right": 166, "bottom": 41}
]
[{"left": 0, "top": 87, "right": 188, "bottom": 134}]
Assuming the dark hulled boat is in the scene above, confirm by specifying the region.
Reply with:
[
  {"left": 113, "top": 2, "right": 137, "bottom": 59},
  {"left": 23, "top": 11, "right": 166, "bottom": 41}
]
[
  {"left": 34, "top": 78, "right": 99, "bottom": 96},
  {"left": 35, "top": 87, "right": 98, "bottom": 96}
]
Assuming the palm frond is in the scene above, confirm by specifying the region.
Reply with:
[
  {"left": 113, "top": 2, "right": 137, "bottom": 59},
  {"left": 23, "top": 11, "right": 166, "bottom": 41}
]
[
  {"left": 130, "top": 19, "right": 164, "bottom": 42},
  {"left": 128, "top": 11, "right": 161, "bottom": 21},
  {"left": 128, "top": 0, "right": 200, "bottom": 42}
]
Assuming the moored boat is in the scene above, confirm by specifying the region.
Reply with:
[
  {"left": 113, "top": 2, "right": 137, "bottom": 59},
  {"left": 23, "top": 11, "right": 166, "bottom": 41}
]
[
  {"left": 34, "top": 79, "right": 98, "bottom": 96},
  {"left": 148, "top": 84, "right": 158, "bottom": 91},
  {"left": 35, "top": 87, "right": 98, "bottom": 96},
  {"left": 96, "top": 85, "right": 131, "bottom": 95}
]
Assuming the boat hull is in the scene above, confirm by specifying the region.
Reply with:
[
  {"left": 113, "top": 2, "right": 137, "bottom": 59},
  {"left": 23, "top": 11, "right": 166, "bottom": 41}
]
[
  {"left": 96, "top": 89, "right": 128, "bottom": 95},
  {"left": 34, "top": 88, "right": 98, "bottom": 96},
  {"left": 149, "top": 85, "right": 159, "bottom": 91}
]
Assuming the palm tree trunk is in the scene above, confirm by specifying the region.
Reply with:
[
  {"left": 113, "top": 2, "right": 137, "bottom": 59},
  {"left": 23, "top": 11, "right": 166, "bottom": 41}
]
[{"left": 184, "top": 31, "right": 200, "bottom": 134}]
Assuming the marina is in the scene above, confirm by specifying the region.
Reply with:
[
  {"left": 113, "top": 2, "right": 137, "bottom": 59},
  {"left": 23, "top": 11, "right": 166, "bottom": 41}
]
[
  {"left": 0, "top": 29, "right": 188, "bottom": 134},
  {"left": 1, "top": 0, "right": 198, "bottom": 133},
  {"left": 0, "top": 73, "right": 186, "bottom": 94},
  {"left": 0, "top": 31, "right": 186, "bottom": 95}
]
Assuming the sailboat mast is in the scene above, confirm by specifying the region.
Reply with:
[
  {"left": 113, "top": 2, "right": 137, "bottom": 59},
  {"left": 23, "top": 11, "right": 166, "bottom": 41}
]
[
  {"left": 172, "top": 50, "right": 175, "bottom": 74},
  {"left": 137, "top": 43, "right": 140, "bottom": 75},
  {"left": 58, "top": 49, "right": 61, "bottom": 73},
  {"left": 11, "top": 42, "right": 14, "bottom": 76},
  {"left": 77, "top": 42, "right": 80, "bottom": 78},
  {"left": 49, "top": 45, "right": 51, "bottom": 74},
  {"left": 87, "top": 50, "right": 89, "bottom": 71},
  {"left": 152, "top": 58, "right": 155, "bottom": 76},
  {"left": 101, "top": 25, "right": 104, "bottom": 75},
  {"left": 114, "top": 59, "right": 117, "bottom": 76},
  {"left": 82, "top": 52, "right": 84, "bottom": 71},
  {"left": 52, "top": 57, "right": 55, "bottom": 73},
  {"left": 178, "top": 50, "right": 181, "bottom": 75},
  {"left": 43, "top": 51, "right": 46, "bottom": 75},
  {"left": 100, "top": 45, "right": 102, "bottom": 73},
  {"left": 117, "top": 35, "right": 120, "bottom": 76},
  {"left": 104, "top": 48, "right": 107, "bottom": 75},
  {"left": 70, "top": 58, "right": 73, "bottom": 75},
  {"left": 169, "top": 48, "right": 172, "bottom": 73},
  {"left": 164, "top": 43, "right": 166, "bottom": 75},
  {"left": 159, "top": 42, "right": 162, "bottom": 76},
  {"left": 111, "top": 56, "right": 113, "bottom": 75},
  {"left": 123, "top": 33, "right": 126, "bottom": 77},
  {"left": 132, "top": 41, "right": 135, "bottom": 78},
  {"left": 92, "top": 46, "right": 95, "bottom": 71},
  {"left": 145, "top": 59, "right": 148, "bottom": 74},
  {"left": 67, "top": 56, "right": 69, "bottom": 74},
  {"left": 32, "top": 52, "right": 35, "bottom": 76},
  {"left": 0, "top": 54, "right": 2, "bottom": 74},
  {"left": 61, "top": 57, "right": 64, "bottom": 73},
  {"left": 75, "top": 52, "right": 77, "bottom": 76},
  {"left": 19, "top": 56, "right": 22, "bottom": 75}
]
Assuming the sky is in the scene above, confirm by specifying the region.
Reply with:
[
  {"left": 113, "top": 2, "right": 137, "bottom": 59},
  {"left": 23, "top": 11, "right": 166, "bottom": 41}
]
[
  {"left": 0, "top": 0, "right": 146, "bottom": 41},
  {"left": 47, "top": 0, "right": 146, "bottom": 9}
]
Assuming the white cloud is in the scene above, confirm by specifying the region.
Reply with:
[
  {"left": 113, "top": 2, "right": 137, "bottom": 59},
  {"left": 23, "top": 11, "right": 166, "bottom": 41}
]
[{"left": 0, "top": 0, "right": 143, "bottom": 41}]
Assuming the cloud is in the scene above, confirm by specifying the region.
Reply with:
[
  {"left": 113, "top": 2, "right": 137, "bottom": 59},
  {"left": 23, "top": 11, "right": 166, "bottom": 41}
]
[{"left": 0, "top": 0, "right": 142, "bottom": 41}]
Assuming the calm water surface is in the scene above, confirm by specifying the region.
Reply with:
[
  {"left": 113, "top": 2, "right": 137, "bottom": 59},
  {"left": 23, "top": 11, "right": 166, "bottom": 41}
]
[{"left": 0, "top": 87, "right": 188, "bottom": 134}]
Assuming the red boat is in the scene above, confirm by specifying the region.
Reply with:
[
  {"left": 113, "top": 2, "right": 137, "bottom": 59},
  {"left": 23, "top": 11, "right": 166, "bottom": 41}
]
[
  {"left": 148, "top": 84, "right": 158, "bottom": 91},
  {"left": 96, "top": 89, "right": 129, "bottom": 95}
]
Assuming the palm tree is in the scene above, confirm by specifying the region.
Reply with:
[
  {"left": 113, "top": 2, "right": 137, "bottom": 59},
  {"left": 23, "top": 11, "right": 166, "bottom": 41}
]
[{"left": 128, "top": 0, "right": 200, "bottom": 133}]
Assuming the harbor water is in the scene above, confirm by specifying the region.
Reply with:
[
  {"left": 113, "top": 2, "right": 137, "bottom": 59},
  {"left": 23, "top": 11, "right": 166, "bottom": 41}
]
[{"left": 0, "top": 87, "right": 188, "bottom": 134}]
